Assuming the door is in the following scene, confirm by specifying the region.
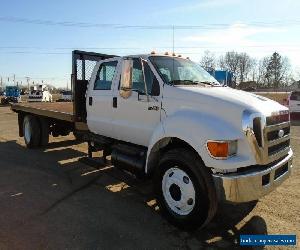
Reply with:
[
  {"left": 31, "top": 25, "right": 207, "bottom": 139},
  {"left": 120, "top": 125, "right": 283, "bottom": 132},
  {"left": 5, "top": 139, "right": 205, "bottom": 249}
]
[
  {"left": 112, "top": 58, "right": 161, "bottom": 146},
  {"left": 86, "top": 58, "right": 120, "bottom": 137}
]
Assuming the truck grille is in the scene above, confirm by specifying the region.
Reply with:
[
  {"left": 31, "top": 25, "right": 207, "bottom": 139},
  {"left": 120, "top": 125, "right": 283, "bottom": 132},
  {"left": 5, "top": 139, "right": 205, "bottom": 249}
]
[
  {"left": 249, "top": 110, "right": 291, "bottom": 165},
  {"left": 263, "top": 111, "right": 291, "bottom": 163},
  {"left": 266, "top": 113, "right": 289, "bottom": 126},
  {"left": 268, "top": 139, "right": 290, "bottom": 156}
]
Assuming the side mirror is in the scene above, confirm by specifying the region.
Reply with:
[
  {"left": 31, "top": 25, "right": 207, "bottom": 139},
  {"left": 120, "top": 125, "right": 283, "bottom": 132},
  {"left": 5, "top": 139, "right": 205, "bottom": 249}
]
[{"left": 120, "top": 59, "right": 133, "bottom": 99}]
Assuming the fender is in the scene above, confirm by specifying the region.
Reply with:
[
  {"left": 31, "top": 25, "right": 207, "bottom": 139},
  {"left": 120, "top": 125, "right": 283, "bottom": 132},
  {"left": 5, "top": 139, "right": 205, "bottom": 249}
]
[{"left": 146, "top": 109, "right": 255, "bottom": 173}]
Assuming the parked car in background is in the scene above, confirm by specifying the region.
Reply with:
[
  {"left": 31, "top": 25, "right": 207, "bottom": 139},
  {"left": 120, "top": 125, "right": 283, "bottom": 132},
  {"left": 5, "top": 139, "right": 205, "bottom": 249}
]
[
  {"left": 28, "top": 84, "right": 52, "bottom": 102},
  {"left": 1, "top": 86, "right": 21, "bottom": 105},
  {"left": 57, "top": 90, "right": 72, "bottom": 102},
  {"left": 288, "top": 91, "right": 300, "bottom": 120}
]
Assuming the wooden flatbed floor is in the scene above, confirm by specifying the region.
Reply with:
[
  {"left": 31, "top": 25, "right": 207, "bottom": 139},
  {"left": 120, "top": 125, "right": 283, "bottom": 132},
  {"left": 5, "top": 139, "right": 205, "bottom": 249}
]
[{"left": 11, "top": 102, "right": 74, "bottom": 122}]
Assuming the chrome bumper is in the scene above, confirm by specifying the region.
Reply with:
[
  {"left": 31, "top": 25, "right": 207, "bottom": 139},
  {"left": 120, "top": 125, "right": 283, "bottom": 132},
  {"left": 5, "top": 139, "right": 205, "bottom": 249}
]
[{"left": 212, "top": 149, "right": 293, "bottom": 203}]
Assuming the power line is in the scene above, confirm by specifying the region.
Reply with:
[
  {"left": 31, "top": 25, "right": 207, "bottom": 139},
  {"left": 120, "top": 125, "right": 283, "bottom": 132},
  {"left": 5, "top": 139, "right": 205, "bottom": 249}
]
[
  {"left": 1, "top": 46, "right": 300, "bottom": 55},
  {"left": 1, "top": 16, "right": 300, "bottom": 29}
]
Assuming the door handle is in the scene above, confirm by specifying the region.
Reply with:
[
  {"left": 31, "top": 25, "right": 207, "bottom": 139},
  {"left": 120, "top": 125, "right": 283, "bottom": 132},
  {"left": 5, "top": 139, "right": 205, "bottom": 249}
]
[
  {"left": 89, "top": 97, "right": 93, "bottom": 106},
  {"left": 113, "top": 97, "right": 117, "bottom": 108}
]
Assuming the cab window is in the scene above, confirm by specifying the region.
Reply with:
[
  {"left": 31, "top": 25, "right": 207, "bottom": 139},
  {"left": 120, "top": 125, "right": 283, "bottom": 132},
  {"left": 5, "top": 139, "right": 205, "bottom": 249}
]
[
  {"left": 143, "top": 62, "right": 160, "bottom": 96},
  {"left": 132, "top": 59, "right": 160, "bottom": 96},
  {"left": 132, "top": 59, "right": 145, "bottom": 93},
  {"left": 94, "top": 61, "right": 118, "bottom": 90},
  {"left": 120, "top": 58, "right": 160, "bottom": 97}
]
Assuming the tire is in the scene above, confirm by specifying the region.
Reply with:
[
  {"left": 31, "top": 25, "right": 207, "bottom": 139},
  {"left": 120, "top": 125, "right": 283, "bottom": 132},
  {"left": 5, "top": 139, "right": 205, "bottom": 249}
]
[
  {"left": 154, "top": 148, "right": 218, "bottom": 230},
  {"left": 73, "top": 132, "right": 84, "bottom": 142},
  {"left": 23, "top": 115, "right": 41, "bottom": 148},
  {"left": 39, "top": 118, "right": 49, "bottom": 146}
]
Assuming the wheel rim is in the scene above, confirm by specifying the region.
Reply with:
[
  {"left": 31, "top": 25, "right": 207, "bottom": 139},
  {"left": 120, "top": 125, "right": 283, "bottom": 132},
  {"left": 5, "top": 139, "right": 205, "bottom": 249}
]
[
  {"left": 24, "top": 119, "right": 31, "bottom": 143},
  {"left": 162, "top": 167, "right": 196, "bottom": 216}
]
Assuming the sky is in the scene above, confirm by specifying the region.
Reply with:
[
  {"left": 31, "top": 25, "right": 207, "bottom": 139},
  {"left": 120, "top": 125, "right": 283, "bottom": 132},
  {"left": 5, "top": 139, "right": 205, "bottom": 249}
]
[{"left": 0, "top": 0, "right": 300, "bottom": 88}]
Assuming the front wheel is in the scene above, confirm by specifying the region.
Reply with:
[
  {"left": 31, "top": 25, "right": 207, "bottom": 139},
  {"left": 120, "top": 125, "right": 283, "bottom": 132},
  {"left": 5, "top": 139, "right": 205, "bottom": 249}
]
[{"left": 154, "top": 148, "right": 218, "bottom": 230}]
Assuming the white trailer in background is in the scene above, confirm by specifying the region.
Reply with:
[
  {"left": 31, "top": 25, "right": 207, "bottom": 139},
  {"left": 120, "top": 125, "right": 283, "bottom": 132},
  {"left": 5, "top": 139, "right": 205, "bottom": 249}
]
[{"left": 28, "top": 84, "right": 52, "bottom": 102}]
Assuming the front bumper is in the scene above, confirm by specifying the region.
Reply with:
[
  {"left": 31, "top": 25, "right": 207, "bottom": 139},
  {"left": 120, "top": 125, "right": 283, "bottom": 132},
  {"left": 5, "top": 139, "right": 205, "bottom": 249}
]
[{"left": 212, "top": 149, "right": 293, "bottom": 203}]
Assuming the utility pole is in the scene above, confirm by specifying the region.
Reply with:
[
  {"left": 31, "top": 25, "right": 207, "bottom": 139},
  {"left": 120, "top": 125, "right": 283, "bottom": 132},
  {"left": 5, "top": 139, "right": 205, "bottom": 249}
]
[{"left": 26, "top": 77, "right": 30, "bottom": 91}]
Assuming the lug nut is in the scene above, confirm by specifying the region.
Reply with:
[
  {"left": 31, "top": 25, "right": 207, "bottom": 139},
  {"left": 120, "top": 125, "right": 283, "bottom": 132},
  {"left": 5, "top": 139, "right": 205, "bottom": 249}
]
[
  {"left": 187, "top": 198, "right": 193, "bottom": 205},
  {"left": 183, "top": 176, "right": 189, "bottom": 184}
]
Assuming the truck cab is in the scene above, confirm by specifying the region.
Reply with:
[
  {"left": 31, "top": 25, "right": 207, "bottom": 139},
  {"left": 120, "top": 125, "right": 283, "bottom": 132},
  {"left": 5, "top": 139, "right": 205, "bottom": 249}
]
[
  {"left": 83, "top": 53, "right": 292, "bottom": 227},
  {"left": 1, "top": 86, "right": 21, "bottom": 104}
]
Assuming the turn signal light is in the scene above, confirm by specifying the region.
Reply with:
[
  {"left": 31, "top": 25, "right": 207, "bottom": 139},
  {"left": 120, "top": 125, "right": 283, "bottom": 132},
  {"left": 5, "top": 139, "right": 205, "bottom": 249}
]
[{"left": 207, "top": 140, "right": 237, "bottom": 159}]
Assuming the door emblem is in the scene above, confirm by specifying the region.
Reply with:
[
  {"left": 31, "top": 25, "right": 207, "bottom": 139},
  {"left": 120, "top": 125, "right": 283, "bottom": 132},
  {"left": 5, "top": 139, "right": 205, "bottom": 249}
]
[
  {"left": 148, "top": 106, "right": 160, "bottom": 111},
  {"left": 278, "top": 129, "right": 284, "bottom": 138}
]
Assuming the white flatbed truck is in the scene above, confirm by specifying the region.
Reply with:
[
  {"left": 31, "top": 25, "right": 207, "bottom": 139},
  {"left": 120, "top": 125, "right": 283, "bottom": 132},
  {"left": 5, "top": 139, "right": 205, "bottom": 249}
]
[{"left": 11, "top": 50, "right": 293, "bottom": 229}]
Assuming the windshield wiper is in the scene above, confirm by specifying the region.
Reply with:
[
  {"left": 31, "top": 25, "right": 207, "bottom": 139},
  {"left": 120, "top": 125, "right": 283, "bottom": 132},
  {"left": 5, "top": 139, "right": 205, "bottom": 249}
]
[
  {"left": 169, "top": 79, "right": 220, "bottom": 86},
  {"left": 195, "top": 81, "right": 220, "bottom": 86},
  {"left": 169, "top": 79, "right": 198, "bottom": 85}
]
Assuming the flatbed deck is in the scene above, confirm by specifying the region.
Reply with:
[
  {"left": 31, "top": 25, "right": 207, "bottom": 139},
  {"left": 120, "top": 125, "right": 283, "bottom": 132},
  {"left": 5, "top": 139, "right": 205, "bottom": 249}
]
[{"left": 11, "top": 102, "right": 74, "bottom": 122}]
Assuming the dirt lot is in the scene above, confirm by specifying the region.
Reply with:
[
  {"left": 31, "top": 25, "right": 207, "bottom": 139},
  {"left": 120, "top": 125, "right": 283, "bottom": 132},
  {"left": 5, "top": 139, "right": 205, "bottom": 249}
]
[{"left": 0, "top": 106, "right": 299, "bottom": 250}]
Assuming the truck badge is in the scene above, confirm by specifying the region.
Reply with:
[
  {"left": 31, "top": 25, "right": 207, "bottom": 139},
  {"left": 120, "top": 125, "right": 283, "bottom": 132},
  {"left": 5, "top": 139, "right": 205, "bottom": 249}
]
[{"left": 278, "top": 129, "right": 284, "bottom": 138}]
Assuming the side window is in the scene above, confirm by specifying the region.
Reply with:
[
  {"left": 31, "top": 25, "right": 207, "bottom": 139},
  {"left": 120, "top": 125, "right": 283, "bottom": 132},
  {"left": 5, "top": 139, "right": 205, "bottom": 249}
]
[
  {"left": 94, "top": 61, "right": 118, "bottom": 90},
  {"left": 119, "top": 58, "right": 160, "bottom": 98},
  {"left": 144, "top": 62, "right": 160, "bottom": 96},
  {"left": 132, "top": 59, "right": 146, "bottom": 93}
]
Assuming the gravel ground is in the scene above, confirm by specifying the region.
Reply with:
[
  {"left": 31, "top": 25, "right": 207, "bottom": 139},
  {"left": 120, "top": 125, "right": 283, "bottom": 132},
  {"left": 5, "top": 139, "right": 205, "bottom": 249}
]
[{"left": 0, "top": 106, "right": 299, "bottom": 249}]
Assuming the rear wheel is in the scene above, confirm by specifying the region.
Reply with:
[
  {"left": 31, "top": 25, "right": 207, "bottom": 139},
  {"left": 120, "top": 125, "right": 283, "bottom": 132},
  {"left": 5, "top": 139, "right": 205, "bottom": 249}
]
[
  {"left": 23, "top": 115, "right": 41, "bottom": 148},
  {"left": 154, "top": 148, "right": 218, "bottom": 230},
  {"left": 39, "top": 118, "right": 49, "bottom": 146}
]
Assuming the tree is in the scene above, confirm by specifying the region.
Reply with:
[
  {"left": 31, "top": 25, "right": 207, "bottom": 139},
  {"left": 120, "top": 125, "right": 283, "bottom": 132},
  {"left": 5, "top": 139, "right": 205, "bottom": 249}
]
[
  {"left": 257, "top": 56, "right": 270, "bottom": 87},
  {"left": 295, "top": 68, "right": 300, "bottom": 80},
  {"left": 219, "top": 51, "right": 239, "bottom": 72},
  {"left": 218, "top": 51, "right": 240, "bottom": 82},
  {"left": 265, "top": 52, "right": 291, "bottom": 88},
  {"left": 218, "top": 51, "right": 256, "bottom": 83},
  {"left": 237, "top": 52, "right": 252, "bottom": 83},
  {"left": 200, "top": 50, "right": 216, "bottom": 71},
  {"left": 248, "top": 58, "right": 258, "bottom": 83}
]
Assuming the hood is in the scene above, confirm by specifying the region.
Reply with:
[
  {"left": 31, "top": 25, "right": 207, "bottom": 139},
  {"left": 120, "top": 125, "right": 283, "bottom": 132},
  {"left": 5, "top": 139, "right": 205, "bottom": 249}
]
[{"left": 175, "top": 86, "right": 287, "bottom": 116}]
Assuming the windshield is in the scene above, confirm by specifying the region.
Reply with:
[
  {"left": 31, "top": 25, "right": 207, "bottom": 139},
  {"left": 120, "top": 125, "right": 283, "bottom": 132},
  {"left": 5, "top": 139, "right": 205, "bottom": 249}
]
[{"left": 149, "top": 56, "right": 220, "bottom": 86}]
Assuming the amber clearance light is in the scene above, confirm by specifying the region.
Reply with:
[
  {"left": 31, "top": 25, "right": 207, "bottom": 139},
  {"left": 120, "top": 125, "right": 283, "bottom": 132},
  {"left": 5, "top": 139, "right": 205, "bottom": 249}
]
[{"left": 207, "top": 140, "right": 237, "bottom": 159}]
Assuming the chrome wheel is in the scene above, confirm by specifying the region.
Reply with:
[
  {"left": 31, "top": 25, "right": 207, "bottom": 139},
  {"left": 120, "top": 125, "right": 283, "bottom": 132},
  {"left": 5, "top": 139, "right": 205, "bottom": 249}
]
[
  {"left": 162, "top": 167, "right": 196, "bottom": 216},
  {"left": 24, "top": 119, "right": 31, "bottom": 143}
]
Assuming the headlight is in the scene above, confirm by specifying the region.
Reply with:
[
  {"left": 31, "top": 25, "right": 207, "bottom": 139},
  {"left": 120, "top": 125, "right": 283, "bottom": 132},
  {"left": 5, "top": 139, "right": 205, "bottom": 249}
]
[{"left": 207, "top": 140, "right": 237, "bottom": 159}]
